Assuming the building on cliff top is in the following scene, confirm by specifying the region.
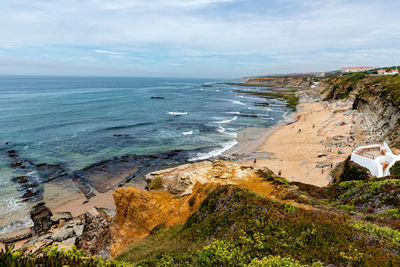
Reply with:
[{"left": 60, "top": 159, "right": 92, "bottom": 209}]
[
  {"left": 378, "top": 68, "right": 399, "bottom": 75},
  {"left": 351, "top": 142, "right": 400, "bottom": 177},
  {"left": 341, "top": 67, "right": 375, "bottom": 72}
]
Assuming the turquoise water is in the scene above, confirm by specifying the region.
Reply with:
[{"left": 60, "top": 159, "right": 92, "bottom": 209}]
[{"left": 0, "top": 76, "right": 291, "bottom": 234}]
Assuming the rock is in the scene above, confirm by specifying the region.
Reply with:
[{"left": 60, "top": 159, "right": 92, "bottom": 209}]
[
  {"left": 51, "top": 226, "right": 74, "bottom": 242},
  {"left": 51, "top": 212, "right": 73, "bottom": 223},
  {"left": 62, "top": 236, "right": 77, "bottom": 246},
  {"left": 150, "top": 96, "right": 165, "bottom": 99},
  {"left": 315, "top": 162, "right": 330, "bottom": 168},
  {"left": 21, "top": 240, "right": 53, "bottom": 256},
  {"left": 74, "top": 225, "right": 84, "bottom": 237},
  {"left": 30, "top": 203, "right": 53, "bottom": 235},
  {"left": 75, "top": 207, "right": 112, "bottom": 256},
  {"left": 0, "top": 228, "right": 32, "bottom": 243},
  {"left": 7, "top": 150, "right": 18, "bottom": 158},
  {"left": 110, "top": 184, "right": 212, "bottom": 256},
  {"left": 15, "top": 176, "right": 28, "bottom": 183},
  {"left": 317, "top": 153, "right": 328, "bottom": 158}
]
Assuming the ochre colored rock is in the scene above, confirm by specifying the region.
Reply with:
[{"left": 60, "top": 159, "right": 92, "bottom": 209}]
[{"left": 110, "top": 183, "right": 215, "bottom": 256}]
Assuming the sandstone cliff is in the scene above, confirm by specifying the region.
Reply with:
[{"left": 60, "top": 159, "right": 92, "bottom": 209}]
[
  {"left": 307, "top": 74, "right": 400, "bottom": 148},
  {"left": 243, "top": 75, "right": 312, "bottom": 89},
  {"left": 110, "top": 161, "right": 279, "bottom": 255}
]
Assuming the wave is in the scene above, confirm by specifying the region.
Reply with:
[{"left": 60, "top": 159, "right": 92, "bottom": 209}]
[
  {"left": 182, "top": 131, "right": 193, "bottom": 135},
  {"left": 225, "top": 111, "right": 240, "bottom": 115},
  {"left": 189, "top": 139, "right": 238, "bottom": 161},
  {"left": 104, "top": 122, "right": 154, "bottom": 131},
  {"left": 168, "top": 112, "right": 188, "bottom": 116},
  {"left": 216, "top": 126, "right": 225, "bottom": 133},
  {"left": 215, "top": 116, "right": 238, "bottom": 124},
  {"left": 221, "top": 99, "right": 246, "bottom": 106}
]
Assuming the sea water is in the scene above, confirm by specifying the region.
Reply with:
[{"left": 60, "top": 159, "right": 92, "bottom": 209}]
[{"left": 0, "top": 76, "right": 291, "bottom": 234}]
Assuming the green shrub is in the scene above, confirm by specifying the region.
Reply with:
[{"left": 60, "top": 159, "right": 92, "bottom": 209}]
[
  {"left": 389, "top": 161, "right": 400, "bottom": 176},
  {"left": 148, "top": 177, "right": 163, "bottom": 190}
]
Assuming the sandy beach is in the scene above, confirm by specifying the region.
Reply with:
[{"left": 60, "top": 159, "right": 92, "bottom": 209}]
[{"left": 240, "top": 101, "right": 368, "bottom": 186}]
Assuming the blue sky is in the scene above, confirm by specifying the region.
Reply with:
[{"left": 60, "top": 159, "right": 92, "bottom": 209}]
[{"left": 0, "top": 0, "right": 399, "bottom": 78}]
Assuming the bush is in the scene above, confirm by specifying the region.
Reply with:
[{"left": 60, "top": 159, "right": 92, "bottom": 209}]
[
  {"left": 148, "top": 177, "right": 163, "bottom": 190},
  {"left": 390, "top": 161, "right": 400, "bottom": 176}
]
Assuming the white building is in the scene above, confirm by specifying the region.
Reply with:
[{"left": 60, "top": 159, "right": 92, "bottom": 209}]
[
  {"left": 351, "top": 142, "right": 400, "bottom": 177},
  {"left": 341, "top": 67, "right": 375, "bottom": 73},
  {"left": 377, "top": 69, "right": 399, "bottom": 75}
]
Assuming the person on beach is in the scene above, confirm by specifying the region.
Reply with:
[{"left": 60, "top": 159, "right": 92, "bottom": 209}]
[
  {"left": 297, "top": 129, "right": 301, "bottom": 133},
  {"left": 322, "top": 168, "right": 324, "bottom": 174},
  {"left": 312, "top": 124, "right": 315, "bottom": 128},
  {"left": 278, "top": 169, "right": 282, "bottom": 176},
  {"left": 253, "top": 159, "right": 257, "bottom": 164}
]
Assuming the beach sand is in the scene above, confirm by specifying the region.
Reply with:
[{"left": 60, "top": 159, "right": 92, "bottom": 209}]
[{"left": 240, "top": 101, "right": 367, "bottom": 187}]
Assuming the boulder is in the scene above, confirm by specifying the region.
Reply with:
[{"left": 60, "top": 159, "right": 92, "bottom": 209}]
[
  {"left": 74, "top": 225, "right": 84, "bottom": 237},
  {"left": 30, "top": 203, "right": 53, "bottom": 235},
  {"left": 62, "top": 236, "right": 77, "bottom": 246},
  {"left": 51, "top": 212, "right": 73, "bottom": 223},
  {"left": 51, "top": 226, "right": 74, "bottom": 242},
  {"left": 75, "top": 207, "right": 112, "bottom": 256},
  {"left": 0, "top": 228, "right": 32, "bottom": 243}
]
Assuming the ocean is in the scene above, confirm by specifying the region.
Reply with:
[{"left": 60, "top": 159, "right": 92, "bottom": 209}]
[{"left": 0, "top": 76, "right": 291, "bottom": 235}]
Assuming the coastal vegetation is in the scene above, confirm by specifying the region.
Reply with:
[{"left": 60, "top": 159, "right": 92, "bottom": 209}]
[{"left": 113, "top": 185, "right": 400, "bottom": 266}]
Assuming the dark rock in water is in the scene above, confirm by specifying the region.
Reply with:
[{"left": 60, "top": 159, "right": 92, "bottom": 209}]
[
  {"left": 240, "top": 114, "right": 258, "bottom": 118},
  {"left": 150, "top": 96, "right": 165, "bottom": 99},
  {"left": 30, "top": 202, "right": 53, "bottom": 235},
  {"left": 113, "top": 134, "right": 131, "bottom": 137},
  {"left": 36, "top": 163, "right": 69, "bottom": 182},
  {"left": 75, "top": 207, "right": 112, "bottom": 257},
  {"left": 22, "top": 190, "right": 34, "bottom": 199},
  {"left": 15, "top": 176, "right": 28, "bottom": 183},
  {"left": 255, "top": 102, "right": 270, "bottom": 107},
  {"left": 4, "top": 141, "right": 11, "bottom": 145},
  {"left": 7, "top": 150, "right": 18, "bottom": 158},
  {"left": 201, "top": 85, "right": 212, "bottom": 87}
]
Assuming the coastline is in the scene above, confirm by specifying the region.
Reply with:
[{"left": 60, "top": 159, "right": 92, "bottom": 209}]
[{"left": 239, "top": 100, "right": 368, "bottom": 186}]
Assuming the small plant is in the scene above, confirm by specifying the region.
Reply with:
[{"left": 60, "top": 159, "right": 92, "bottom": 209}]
[
  {"left": 389, "top": 161, "right": 400, "bottom": 176},
  {"left": 148, "top": 177, "right": 163, "bottom": 190}
]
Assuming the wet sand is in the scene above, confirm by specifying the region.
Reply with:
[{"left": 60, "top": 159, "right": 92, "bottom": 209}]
[{"left": 240, "top": 101, "right": 367, "bottom": 186}]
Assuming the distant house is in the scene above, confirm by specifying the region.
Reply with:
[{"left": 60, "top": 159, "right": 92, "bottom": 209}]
[
  {"left": 351, "top": 142, "right": 400, "bottom": 177},
  {"left": 377, "top": 69, "right": 386, "bottom": 75},
  {"left": 388, "top": 69, "right": 399, "bottom": 75},
  {"left": 341, "top": 67, "right": 375, "bottom": 73}
]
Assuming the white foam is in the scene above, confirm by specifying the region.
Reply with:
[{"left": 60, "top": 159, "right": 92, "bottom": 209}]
[
  {"left": 225, "top": 111, "right": 240, "bottom": 115},
  {"left": 189, "top": 139, "right": 238, "bottom": 161},
  {"left": 182, "top": 131, "right": 193, "bottom": 135},
  {"left": 168, "top": 112, "right": 188, "bottom": 116},
  {"left": 216, "top": 116, "right": 238, "bottom": 124},
  {"left": 216, "top": 126, "right": 225, "bottom": 133},
  {"left": 221, "top": 99, "right": 245, "bottom": 106}
]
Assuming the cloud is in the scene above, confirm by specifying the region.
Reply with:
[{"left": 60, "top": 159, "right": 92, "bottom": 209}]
[
  {"left": 0, "top": 0, "right": 399, "bottom": 77},
  {"left": 92, "top": 49, "right": 127, "bottom": 55}
]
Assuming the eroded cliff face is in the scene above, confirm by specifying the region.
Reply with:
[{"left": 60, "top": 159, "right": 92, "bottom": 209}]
[
  {"left": 110, "top": 161, "right": 278, "bottom": 256},
  {"left": 243, "top": 76, "right": 312, "bottom": 89},
  {"left": 307, "top": 75, "right": 400, "bottom": 148},
  {"left": 110, "top": 183, "right": 216, "bottom": 256}
]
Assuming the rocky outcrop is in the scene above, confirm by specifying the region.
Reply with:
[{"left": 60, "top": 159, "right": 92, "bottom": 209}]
[
  {"left": 110, "top": 183, "right": 214, "bottom": 256},
  {"left": 75, "top": 207, "right": 112, "bottom": 257},
  {"left": 306, "top": 75, "right": 400, "bottom": 148},
  {"left": 30, "top": 203, "right": 53, "bottom": 236},
  {"left": 242, "top": 76, "right": 312, "bottom": 89},
  {"left": 145, "top": 160, "right": 256, "bottom": 196}
]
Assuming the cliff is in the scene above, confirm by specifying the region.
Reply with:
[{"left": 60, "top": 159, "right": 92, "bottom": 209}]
[
  {"left": 242, "top": 75, "right": 313, "bottom": 89},
  {"left": 308, "top": 74, "right": 400, "bottom": 148}
]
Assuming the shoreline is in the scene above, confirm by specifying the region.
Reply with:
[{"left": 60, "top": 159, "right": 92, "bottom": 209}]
[{"left": 239, "top": 100, "right": 368, "bottom": 186}]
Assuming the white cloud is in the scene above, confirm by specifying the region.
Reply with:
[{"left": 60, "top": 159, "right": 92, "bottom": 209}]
[
  {"left": 92, "top": 49, "right": 127, "bottom": 55},
  {"left": 0, "top": 0, "right": 399, "bottom": 77}
]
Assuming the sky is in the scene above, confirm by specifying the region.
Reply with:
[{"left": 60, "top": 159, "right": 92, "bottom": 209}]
[{"left": 0, "top": 0, "right": 399, "bottom": 78}]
